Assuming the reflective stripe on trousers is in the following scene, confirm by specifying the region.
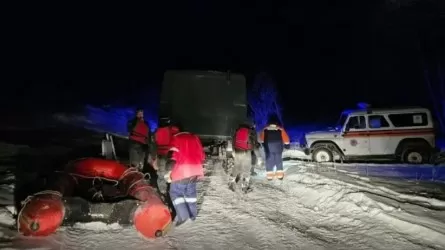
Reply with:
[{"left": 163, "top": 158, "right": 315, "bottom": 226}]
[
  {"left": 170, "top": 182, "right": 198, "bottom": 222},
  {"left": 172, "top": 197, "right": 197, "bottom": 205}
]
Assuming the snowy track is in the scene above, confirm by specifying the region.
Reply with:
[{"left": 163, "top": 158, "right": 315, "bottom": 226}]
[{"left": 2, "top": 157, "right": 445, "bottom": 249}]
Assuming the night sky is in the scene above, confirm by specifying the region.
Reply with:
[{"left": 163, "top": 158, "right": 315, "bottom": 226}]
[{"left": 7, "top": 1, "right": 445, "bottom": 125}]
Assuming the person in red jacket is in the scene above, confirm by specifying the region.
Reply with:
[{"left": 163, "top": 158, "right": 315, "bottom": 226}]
[
  {"left": 155, "top": 117, "right": 180, "bottom": 156},
  {"left": 154, "top": 117, "right": 180, "bottom": 196},
  {"left": 164, "top": 131, "right": 205, "bottom": 227},
  {"left": 228, "top": 122, "right": 257, "bottom": 193},
  {"left": 127, "top": 108, "right": 154, "bottom": 170}
]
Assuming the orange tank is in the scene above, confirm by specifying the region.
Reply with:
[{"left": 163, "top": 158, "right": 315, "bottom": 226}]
[
  {"left": 119, "top": 167, "right": 173, "bottom": 238},
  {"left": 17, "top": 191, "right": 65, "bottom": 237}
]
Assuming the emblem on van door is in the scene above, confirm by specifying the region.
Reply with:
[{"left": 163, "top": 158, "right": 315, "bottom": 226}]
[{"left": 350, "top": 139, "right": 358, "bottom": 146}]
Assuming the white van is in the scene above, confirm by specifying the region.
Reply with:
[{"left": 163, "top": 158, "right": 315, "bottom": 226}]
[{"left": 303, "top": 107, "right": 437, "bottom": 164}]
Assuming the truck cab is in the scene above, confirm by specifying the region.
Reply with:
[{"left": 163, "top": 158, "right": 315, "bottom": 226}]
[{"left": 304, "top": 107, "right": 436, "bottom": 164}]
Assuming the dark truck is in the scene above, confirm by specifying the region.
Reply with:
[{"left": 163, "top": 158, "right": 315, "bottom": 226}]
[{"left": 159, "top": 70, "right": 247, "bottom": 157}]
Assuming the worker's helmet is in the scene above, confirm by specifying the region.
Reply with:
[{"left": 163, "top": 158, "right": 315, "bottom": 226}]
[
  {"left": 239, "top": 118, "right": 254, "bottom": 129},
  {"left": 171, "top": 120, "right": 182, "bottom": 131},
  {"left": 159, "top": 116, "right": 171, "bottom": 127}
]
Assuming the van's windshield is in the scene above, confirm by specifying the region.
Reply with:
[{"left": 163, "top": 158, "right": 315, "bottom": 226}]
[{"left": 335, "top": 112, "right": 349, "bottom": 130}]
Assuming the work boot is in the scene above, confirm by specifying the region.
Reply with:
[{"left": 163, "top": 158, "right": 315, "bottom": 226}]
[
  {"left": 241, "top": 182, "right": 253, "bottom": 193},
  {"left": 242, "top": 185, "right": 253, "bottom": 193},
  {"left": 266, "top": 172, "right": 274, "bottom": 181},
  {"left": 241, "top": 177, "right": 253, "bottom": 193},
  {"left": 174, "top": 219, "right": 190, "bottom": 227},
  {"left": 276, "top": 171, "right": 284, "bottom": 180},
  {"left": 228, "top": 175, "right": 238, "bottom": 192},
  {"left": 228, "top": 181, "right": 237, "bottom": 192}
]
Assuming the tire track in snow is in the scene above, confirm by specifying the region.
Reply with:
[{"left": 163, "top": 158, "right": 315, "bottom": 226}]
[
  {"left": 172, "top": 160, "right": 328, "bottom": 250},
  {"left": 171, "top": 159, "right": 279, "bottom": 249},
  {"left": 196, "top": 158, "right": 219, "bottom": 214},
  {"left": 232, "top": 180, "right": 341, "bottom": 247},
  {"left": 246, "top": 171, "right": 439, "bottom": 250}
]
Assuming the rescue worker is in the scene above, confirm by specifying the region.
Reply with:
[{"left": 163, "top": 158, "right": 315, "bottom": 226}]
[
  {"left": 164, "top": 131, "right": 205, "bottom": 227},
  {"left": 250, "top": 123, "right": 260, "bottom": 177},
  {"left": 258, "top": 117, "right": 290, "bottom": 181},
  {"left": 154, "top": 117, "right": 180, "bottom": 196},
  {"left": 228, "top": 122, "right": 257, "bottom": 193},
  {"left": 127, "top": 108, "right": 154, "bottom": 171}
]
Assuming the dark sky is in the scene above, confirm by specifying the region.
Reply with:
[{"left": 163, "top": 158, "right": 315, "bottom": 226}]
[{"left": 7, "top": 0, "right": 445, "bottom": 124}]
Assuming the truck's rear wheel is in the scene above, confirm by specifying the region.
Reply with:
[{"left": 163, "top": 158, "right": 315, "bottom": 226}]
[{"left": 312, "top": 147, "right": 333, "bottom": 162}]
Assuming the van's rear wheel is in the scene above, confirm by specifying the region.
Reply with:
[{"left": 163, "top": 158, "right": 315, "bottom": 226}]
[
  {"left": 402, "top": 148, "right": 430, "bottom": 164},
  {"left": 312, "top": 147, "right": 333, "bottom": 162}
]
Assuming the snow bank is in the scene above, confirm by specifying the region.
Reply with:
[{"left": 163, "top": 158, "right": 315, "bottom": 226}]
[
  {"left": 0, "top": 206, "right": 15, "bottom": 226},
  {"left": 277, "top": 161, "right": 445, "bottom": 248},
  {"left": 317, "top": 162, "right": 445, "bottom": 182},
  {"left": 254, "top": 143, "right": 310, "bottom": 162},
  {"left": 296, "top": 161, "right": 445, "bottom": 208},
  {"left": 282, "top": 147, "right": 309, "bottom": 160},
  {"left": 0, "top": 184, "right": 14, "bottom": 206},
  {"left": 0, "top": 143, "right": 29, "bottom": 158},
  {"left": 0, "top": 186, "right": 15, "bottom": 244},
  {"left": 281, "top": 146, "right": 445, "bottom": 181}
]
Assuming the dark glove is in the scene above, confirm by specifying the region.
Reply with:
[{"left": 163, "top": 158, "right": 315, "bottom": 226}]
[{"left": 284, "top": 144, "right": 291, "bottom": 150}]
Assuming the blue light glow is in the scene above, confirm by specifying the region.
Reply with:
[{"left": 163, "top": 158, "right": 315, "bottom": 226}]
[
  {"left": 248, "top": 72, "right": 282, "bottom": 131},
  {"left": 286, "top": 124, "right": 327, "bottom": 143},
  {"left": 437, "top": 138, "right": 445, "bottom": 150},
  {"left": 84, "top": 105, "right": 158, "bottom": 136},
  {"left": 357, "top": 102, "right": 371, "bottom": 109}
]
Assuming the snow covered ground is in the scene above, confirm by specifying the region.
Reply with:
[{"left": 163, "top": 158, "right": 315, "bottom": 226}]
[
  {"left": 1, "top": 140, "right": 445, "bottom": 249},
  {"left": 1, "top": 118, "right": 445, "bottom": 250}
]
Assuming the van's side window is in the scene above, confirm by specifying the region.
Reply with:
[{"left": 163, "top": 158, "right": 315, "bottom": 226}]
[
  {"left": 346, "top": 116, "right": 366, "bottom": 130},
  {"left": 368, "top": 115, "right": 390, "bottom": 129},
  {"left": 388, "top": 113, "right": 428, "bottom": 127}
]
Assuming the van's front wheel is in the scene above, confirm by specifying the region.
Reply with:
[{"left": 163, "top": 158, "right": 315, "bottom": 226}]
[{"left": 312, "top": 147, "right": 333, "bottom": 162}]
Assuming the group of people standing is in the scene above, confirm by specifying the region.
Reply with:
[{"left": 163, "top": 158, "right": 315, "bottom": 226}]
[
  {"left": 126, "top": 108, "right": 290, "bottom": 226},
  {"left": 228, "top": 117, "right": 290, "bottom": 193}
]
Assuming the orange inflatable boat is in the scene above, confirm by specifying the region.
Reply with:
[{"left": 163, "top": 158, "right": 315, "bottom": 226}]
[{"left": 17, "top": 158, "right": 172, "bottom": 239}]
